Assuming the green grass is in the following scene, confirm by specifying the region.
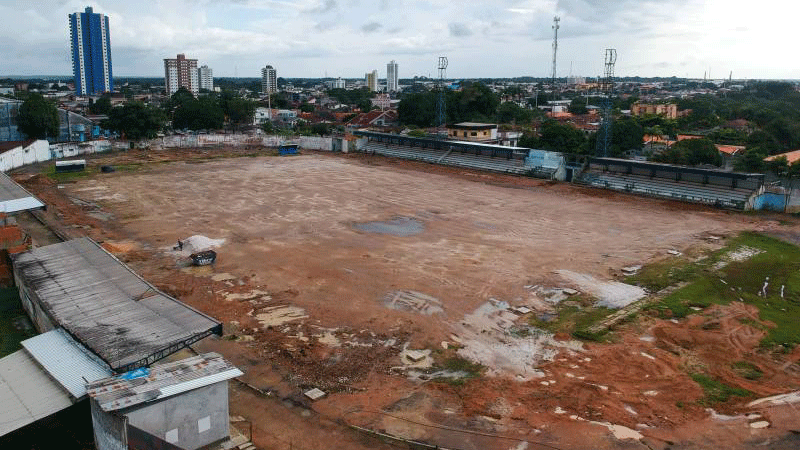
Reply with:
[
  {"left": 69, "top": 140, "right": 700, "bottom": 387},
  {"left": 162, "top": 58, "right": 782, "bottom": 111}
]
[
  {"left": 731, "top": 361, "right": 763, "bottom": 380},
  {"left": 442, "top": 356, "right": 484, "bottom": 377},
  {"left": 642, "top": 232, "right": 800, "bottom": 349},
  {"left": 45, "top": 164, "right": 95, "bottom": 182},
  {"left": 529, "top": 301, "right": 615, "bottom": 341},
  {"left": 690, "top": 373, "right": 752, "bottom": 404},
  {"left": 0, "top": 287, "right": 35, "bottom": 358}
]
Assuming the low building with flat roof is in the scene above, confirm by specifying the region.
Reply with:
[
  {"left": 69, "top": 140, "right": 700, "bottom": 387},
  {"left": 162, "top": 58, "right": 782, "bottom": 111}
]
[
  {"left": 12, "top": 237, "right": 222, "bottom": 372},
  {"left": 86, "top": 352, "right": 242, "bottom": 450},
  {"left": 447, "top": 122, "right": 498, "bottom": 142}
]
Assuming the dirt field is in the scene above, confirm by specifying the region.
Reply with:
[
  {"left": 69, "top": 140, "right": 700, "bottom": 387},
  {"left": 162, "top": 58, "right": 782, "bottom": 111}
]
[{"left": 16, "top": 150, "right": 800, "bottom": 450}]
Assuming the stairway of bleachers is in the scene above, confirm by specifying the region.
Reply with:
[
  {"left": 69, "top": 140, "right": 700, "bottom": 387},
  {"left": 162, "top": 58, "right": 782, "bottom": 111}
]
[
  {"left": 363, "top": 140, "right": 529, "bottom": 175},
  {"left": 580, "top": 171, "right": 753, "bottom": 209}
]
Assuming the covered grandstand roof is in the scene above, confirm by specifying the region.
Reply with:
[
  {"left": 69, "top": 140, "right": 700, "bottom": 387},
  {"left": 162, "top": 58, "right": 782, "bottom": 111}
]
[
  {"left": 354, "top": 130, "right": 531, "bottom": 157},
  {"left": 591, "top": 157, "right": 764, "bottom": 180},
  {"left": 12, "top": 238, "right": 222, "bottom": 372}
]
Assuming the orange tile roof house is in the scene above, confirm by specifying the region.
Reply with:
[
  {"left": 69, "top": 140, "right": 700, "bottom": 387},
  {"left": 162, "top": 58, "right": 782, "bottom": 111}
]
[{"left": 764, "top": 149, "right": 800, "bottom": 164}]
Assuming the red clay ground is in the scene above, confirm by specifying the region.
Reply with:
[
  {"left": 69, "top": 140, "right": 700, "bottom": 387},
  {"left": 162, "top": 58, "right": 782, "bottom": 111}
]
[{"left": 15, "top": 149, "right": 800, "bottom": 450}]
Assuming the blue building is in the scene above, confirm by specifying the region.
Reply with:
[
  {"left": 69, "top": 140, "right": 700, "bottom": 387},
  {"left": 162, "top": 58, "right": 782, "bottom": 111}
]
[{"left": 68, "top": 6, "right": 113, "bottom": 96}]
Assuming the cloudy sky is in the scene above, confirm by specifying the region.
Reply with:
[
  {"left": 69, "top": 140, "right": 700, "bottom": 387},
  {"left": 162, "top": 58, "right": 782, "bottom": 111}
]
[{"left": 0, "top": 0, "right": 795, "bottom": 80}]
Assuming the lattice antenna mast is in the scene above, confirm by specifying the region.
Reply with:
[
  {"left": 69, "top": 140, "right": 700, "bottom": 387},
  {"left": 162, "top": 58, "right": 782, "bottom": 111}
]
[
  {"left": 551, "top": 16, "right": 560, "bottom": 88},
  {"left": 436, "top": 56, "right": 448, "bottom": 129},
  {"left": 595, "top": 48, "right": 617, "bottom": 157}
]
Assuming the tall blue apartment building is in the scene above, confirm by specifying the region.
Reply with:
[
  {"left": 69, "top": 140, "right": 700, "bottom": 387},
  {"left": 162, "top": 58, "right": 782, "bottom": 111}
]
[{"left": 69, "top": 6, "right": 113, "bottom": 96}]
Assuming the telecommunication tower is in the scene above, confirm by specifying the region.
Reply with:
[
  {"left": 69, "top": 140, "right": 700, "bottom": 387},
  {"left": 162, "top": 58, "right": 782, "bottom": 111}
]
[
  {"left": 595, "top": 48, "right": 617, "bottom": 157},
  {"left": 436, "top": 56, "right": 448, "bottom": 129},
  {"left": 551, "top": 16, "right": 560, "bottom": 86}
]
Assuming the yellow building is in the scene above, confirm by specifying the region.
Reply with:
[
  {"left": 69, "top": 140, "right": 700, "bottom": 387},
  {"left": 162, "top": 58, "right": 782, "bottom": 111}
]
[
  {"left": 630, "top": 102, "right": 678, "bottom": 119},
  {"left": 447, "top": 122, "right": 498, "bottom": 142}
]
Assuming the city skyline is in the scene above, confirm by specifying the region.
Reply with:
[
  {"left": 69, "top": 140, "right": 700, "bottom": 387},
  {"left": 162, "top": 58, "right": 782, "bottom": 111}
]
[{"left": 0, "top": 0, "right": 796, "bottom": 79}]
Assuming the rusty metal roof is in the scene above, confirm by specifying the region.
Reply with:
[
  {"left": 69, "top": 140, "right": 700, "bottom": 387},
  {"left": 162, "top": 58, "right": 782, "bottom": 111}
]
[
  {"left": 12, "top": 238, "right": 222, "bottom": 372},
  {"left": 86, "top": 352, "right": 242, "bottom": 412}
]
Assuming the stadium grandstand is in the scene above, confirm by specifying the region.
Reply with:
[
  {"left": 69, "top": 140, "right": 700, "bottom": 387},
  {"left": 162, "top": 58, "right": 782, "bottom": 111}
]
[
  {"left": 354, "top": 130, "right": 566, "bottom": 180},
  {"left": 580, "top": 157, "right": 764, "bottom": 210}
]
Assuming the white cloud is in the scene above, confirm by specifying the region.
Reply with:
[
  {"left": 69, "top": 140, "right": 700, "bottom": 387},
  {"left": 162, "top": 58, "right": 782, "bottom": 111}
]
[{"left": 0, "top": 0, "right": 795, "bottom": 78}]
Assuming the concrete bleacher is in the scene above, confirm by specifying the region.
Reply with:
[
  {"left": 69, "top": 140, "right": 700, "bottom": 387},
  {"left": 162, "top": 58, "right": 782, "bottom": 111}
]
[
  {"left": 580, "top": 171, "right": 754, "bottom": 209},
  {"left": 363, "top": 140, "right": 529, "bottom": 175}
]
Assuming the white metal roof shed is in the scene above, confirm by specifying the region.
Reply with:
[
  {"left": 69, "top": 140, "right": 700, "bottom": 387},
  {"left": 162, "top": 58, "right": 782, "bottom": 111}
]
[
  {"left": 0, "top": 350, "right": 73, "bottom": 437},
  {"left": 22, "top": 328, "right": 112, "bottom": 399},
  {"left": 0, "top": 171, "right": 44, "bottom": 213}
]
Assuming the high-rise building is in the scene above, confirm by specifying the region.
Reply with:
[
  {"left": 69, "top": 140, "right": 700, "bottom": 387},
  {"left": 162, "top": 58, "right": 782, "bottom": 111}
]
[
  {"left": 386, "top": 60, "right": 398, "bottom": 92},
  {"left": 332, "top": 77, "right": 346, "bottom": 89},
  {"left": 365, "top": 70, "right": 378, "bottom": 92},
  {"left": 69, "top": 6, "right": 113, "bottom": 96},
  {"left": 164, "top": 54, "right": 199, "bottom": 96},
  {"left": 198, "top": 65, "right": 214, "bottom": 92},
  {"left": 261, "top": 65, "right": 277, "bottom": 94}
]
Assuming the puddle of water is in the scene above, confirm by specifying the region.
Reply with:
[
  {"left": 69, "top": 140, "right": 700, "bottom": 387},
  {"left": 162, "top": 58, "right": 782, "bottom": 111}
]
[{"left": 352, "top": 216, "right": 424, "bottom": 236}]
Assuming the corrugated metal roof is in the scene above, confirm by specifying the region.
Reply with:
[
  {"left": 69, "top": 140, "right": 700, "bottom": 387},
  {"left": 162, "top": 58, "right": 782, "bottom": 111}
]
[
  {"left": 0, "top": 171, "right": 45, "bottom": 213},
  {"left": 22, "top": 328, "right": 112, "bottom": 399},
  {"left": 0, "top": 350, "right": 73, "bottom": 437},
  {"left": 86, "top": 352, "right": 242, "bottom": 412},
  {"left": 12, "top": 238, "right": 222, "bottom": 371}
]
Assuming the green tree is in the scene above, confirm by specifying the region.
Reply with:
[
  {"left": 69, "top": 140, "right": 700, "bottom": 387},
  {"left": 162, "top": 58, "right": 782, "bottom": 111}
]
[
  {"left": 766, "top": 155, "right": 789, "bottom": 177},
  {"left": 568, "top": 97, "right": 588, "bottom": 115},
  {"left": 17, "top": 93, "right": 59, "bottom": 139},
  {"left": 654, "top": 138, "right": 721, "bottom": 166},
  {"left": 310, "top": 123, "right": 330, "bottom": 136},
  {"left": 496, "top": 102, "right": 532, "bottom": 125},
  {"left": 611, "top": 117, "right": 644, "bottom": 155},
  {"left": 299, "top": 103, "right": 315, "bottom": 113},
  {"left": 172, "top": 96, "right": 224, "bottom": 130},
  {"left": 734, "top": 148, "right": 767, "bottom": 173},
  {"left": 102, "top": 102, "right": 165, "bottom": 140},
  {"left": 220, "top": 93, "right": 256, "bottom": 130},
  {"left": 398, "top": 92, "right": 436, "bottom": 127},
  {"left": 537, "top": 120, "right": 587, "bottom": 154},
  {"left": 89, "top": 94, "right": 112, "bottom": 115}
]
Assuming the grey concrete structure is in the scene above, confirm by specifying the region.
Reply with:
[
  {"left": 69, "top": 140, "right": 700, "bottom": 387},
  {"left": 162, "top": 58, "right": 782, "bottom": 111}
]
[{"left": 86, "top": 352, "right": 242, "bottom": 450}]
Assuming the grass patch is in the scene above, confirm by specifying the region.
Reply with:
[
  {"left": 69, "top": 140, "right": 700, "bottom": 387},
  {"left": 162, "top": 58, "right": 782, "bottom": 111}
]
[
  {"left": 45, "top": 164, "right": 96, "bottom": 182},
  {"left": 529, "top": 302, "right": 615, "bottom": 341},
  {"left": 626, "top": 257, "right": 705, "bottom": 292},
  {"left": 731, "top": 361, "right": 763, "bottom": 380},
  {"left": 690, "top": 373, "right": 752, "bottom": 404},
  {"left": 0, "top": 287, "right": 35, "bottom": 358},
  {"left": 442, "top": 356, "right": 484, "bottom": 377},
  {"left": 643, "top": 232, "right": 800, "bottom": 349}
]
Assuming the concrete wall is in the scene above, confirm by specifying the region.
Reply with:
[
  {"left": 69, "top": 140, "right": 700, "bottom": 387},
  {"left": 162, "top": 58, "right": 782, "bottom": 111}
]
[
  {"left": 0, "top": 140, "right": 51, "bottom": 172},
  {"left": 50, "top": 140, "right": 112, "bottom": 159},
  {"left": 14, "top": 275, "right": 56, "bottom": 334},
  {"left": 91, "top": 399, "right": 127, "bottom": 450},
  {"left": 123, "top": 382, "right": 230, "bottom": 450}
]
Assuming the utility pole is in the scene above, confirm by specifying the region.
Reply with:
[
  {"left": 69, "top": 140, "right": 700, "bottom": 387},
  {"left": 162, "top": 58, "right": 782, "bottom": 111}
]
[
  {"left": 595, "top": 48, "right": 617, "bottom": 158},
  {"left": 436, "top": 56, "right": 448, "bottom": 132},
  {"left": 551, "top": 16, "right": 560, "bottom": 100}
]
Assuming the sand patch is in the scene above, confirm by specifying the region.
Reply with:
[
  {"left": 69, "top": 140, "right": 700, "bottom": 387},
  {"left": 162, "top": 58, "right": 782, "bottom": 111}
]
[{"left": 255, "top": 305, "right": 308, "bottom": 327}]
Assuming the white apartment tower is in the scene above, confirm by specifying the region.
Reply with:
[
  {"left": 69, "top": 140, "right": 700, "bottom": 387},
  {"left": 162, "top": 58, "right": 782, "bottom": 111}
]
[
  {"left": 365, "top": 70, "right": 378, "bottom": 92},
  {"left": 198, "top": 65, "right": 214, "bottom": 91},
  {"left": 386, "top": 60, "right": 398, "bottom": 92},
  {"left": 164, "top": 54, "right": 198, "bottom": 96},
  {"left": 261, "top": 65, "right": 277, "bottom": 94}
]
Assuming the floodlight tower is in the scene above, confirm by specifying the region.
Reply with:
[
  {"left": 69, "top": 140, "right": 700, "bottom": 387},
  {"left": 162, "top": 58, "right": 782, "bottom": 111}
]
[
  {"left": 436, "top": 56, "right": 448, "bottom": 130},
  {"left": 595, "top": 48, "right": 617, "bottom": 157},
  {"left": 551, "top": 16, "right": 560, "bottom": 89}
]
